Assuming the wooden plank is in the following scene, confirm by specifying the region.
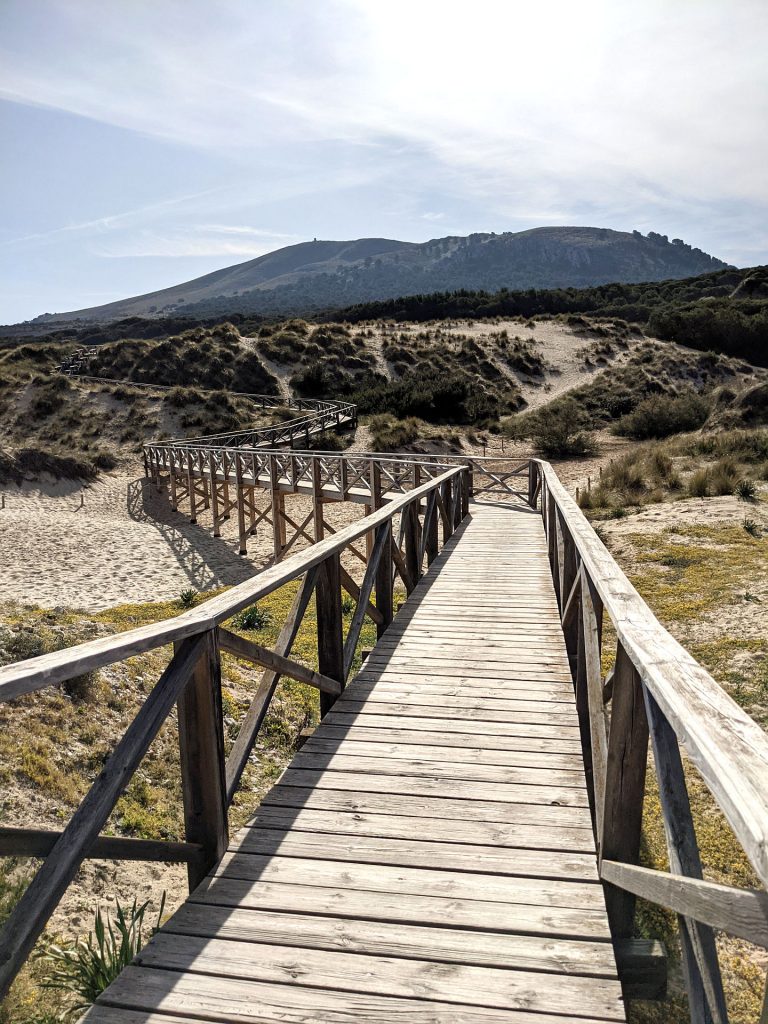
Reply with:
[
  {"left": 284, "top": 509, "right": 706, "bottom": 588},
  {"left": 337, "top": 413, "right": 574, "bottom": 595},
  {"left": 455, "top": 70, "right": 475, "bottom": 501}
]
[
  {"left": 242, "top": 803, "right": 596, "bottom": 853},
  {"left": 321, "top": 710, "right": 582, "bottom": 740},
  {"left": 289, "top": 749, "right": 586, "bottom": 787},
  {"left": 316, "top": 723, "right": 584, "bottom": 754},
  {"left": 163, "top": 903, "right": 616, "bottom": 974},
  {"left": 261, "top": 784, "right": 593, "bottom": 828},
  {"left": 133, "top": 933, "right": 625, "bottom": 1019},
  {"left": 87, "top": 968, "right": 618, "bottom": 1023},
  {"left": 192, "top": 875, "right": 613, "bottom": 938},
  {"left": 300, "top": 735, "right": 585, "bottom": 770},
  {"left": 210, "top": 851, "right": 607, "bottom": 909},
  {"left": 229, "top": 826, "right": 599, "bottom": 880},
  {"left": 275, "top": 766, "right": 589, "bottom": 807}
]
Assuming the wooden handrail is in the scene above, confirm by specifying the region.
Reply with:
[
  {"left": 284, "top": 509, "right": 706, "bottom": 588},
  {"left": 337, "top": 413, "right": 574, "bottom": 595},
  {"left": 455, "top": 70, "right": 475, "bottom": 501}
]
[
  {"left": 533, "top": 457, "right": 768, "bottom": 1020},
  {"left": 0, "top": 454, "right": 472, "bottom": 1002},
  {"left": 0, "top": 465, "right": 464, "bottom": 701},
  {"left": 535, "top": 459, "right": 768, "bottom": 889}
]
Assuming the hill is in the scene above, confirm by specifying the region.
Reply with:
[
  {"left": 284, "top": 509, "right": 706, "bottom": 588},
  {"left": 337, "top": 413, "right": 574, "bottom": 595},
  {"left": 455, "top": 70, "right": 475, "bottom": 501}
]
[{"left": 29, "top": 227, "right": 729, "bottom": 325}]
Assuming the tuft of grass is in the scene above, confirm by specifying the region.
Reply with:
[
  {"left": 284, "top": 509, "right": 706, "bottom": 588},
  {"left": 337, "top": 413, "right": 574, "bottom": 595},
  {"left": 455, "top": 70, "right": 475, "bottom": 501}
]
[
  {"left": 742, "top": 516, "right": 760, "bottom": 537},
  {"left": 177, "top": 589, "right": 197, "bottom": 609},
  {"left": 37, "top": 895, "right": 165, "bottom": 1018},
  {"left": 232, "top": 604, "right": 271, "bottom": 631},
  {"left": 687, "top": 467, "right": 710, "bottom": 497},
  {"left": 736, "top": 478, "right": 757, "bottom": 502}
]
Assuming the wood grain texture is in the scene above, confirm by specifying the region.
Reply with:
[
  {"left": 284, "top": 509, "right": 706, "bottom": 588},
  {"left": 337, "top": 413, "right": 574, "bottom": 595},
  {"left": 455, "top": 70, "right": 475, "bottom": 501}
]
[{"left": 83, "top": 501, "right": 625, "bottom": 1022}]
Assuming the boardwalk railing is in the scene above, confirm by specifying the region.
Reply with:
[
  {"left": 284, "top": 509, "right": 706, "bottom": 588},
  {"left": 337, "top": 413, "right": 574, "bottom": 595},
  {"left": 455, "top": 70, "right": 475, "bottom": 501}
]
[
  {"left": 532, "top": 460, "right": 768, "bottom": 1023},
  {"left": 0, "top": 463, "right": 470, "bottom": 1003}
]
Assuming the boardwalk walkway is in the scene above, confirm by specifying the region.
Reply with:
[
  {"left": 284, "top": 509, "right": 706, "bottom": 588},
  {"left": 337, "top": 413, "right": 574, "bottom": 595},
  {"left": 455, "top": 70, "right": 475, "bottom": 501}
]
[{"left": 85, "top": 503, "right": 625, "bottom": 1023}]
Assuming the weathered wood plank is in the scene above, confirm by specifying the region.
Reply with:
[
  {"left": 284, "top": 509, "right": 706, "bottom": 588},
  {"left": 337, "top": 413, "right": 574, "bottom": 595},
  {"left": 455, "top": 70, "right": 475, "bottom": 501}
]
[{"left": 133, "top": 933, "right": 625, "bottom": 1018}]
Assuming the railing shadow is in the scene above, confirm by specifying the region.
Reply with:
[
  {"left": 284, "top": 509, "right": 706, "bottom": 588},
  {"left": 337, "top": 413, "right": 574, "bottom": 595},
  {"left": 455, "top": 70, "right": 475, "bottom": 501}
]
[{"left": 126, "top": 477, "right": 256, "bottom": 592}]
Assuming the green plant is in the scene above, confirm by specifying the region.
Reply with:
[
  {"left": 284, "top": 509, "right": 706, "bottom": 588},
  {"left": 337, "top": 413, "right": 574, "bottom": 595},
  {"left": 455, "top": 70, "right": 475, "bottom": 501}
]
[
  {"left": 233, "top": 604, "right": 271, "bottom": 631},
  {"left": 615, "top": 391, "right": 709, "bottom": 439},
  {"left": 743, "top": 517, "right": 760, "bottom": 537},
  {"left": 38, "top": 895, "right": 165, "bottom": 1018},
  {"left": 511, "top": 397, "right": 596, "bottom": 458},
  {"left": 177, "top": 589, "right": 197, "bottom": 609},
  {"left": 736, "top": 478, "right": 757, "bottom": 502},
  {"left": 341, "top": 595, "right": 355, "bottom": 615}
]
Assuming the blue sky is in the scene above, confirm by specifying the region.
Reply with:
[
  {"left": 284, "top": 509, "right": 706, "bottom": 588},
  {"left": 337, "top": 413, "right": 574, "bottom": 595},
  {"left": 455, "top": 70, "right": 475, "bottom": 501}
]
[{"left": 1, "top": 0, "right": 767, "bottom": 324}]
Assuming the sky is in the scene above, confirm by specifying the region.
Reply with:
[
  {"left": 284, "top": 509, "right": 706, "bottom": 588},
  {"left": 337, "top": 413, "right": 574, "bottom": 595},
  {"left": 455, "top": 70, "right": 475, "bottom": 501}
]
[{"left": 1, "top": 0, "right": 767, "bottom": 324}]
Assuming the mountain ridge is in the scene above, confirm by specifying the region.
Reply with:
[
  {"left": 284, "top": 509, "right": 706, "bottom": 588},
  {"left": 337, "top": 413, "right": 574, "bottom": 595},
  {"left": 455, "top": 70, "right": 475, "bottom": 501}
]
[{"left": 30, "top": 226, "right": 731, "bottom": 325}]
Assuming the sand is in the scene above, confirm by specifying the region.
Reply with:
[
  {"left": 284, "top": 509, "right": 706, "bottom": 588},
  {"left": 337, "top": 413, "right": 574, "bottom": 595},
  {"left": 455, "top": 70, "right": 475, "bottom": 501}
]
[{"left": 0, "top": 463, "right": 372, "bottom": 610}]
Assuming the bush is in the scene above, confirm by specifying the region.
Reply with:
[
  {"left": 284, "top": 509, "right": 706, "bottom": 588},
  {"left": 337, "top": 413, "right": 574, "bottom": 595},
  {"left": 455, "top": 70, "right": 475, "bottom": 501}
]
[
  {"left": 736, "top": 478, "right": 757, "bottom": 502},
  {"left": 687, "top": 468, "right": 710, "bottom": 497},
  {"left": 369, "top": 414, "right": 420, "bottom": 451},
  {"left": 38, "top": 895, "right": 165, "bottom": 1016},
  {"left": 615, "top": 391, "right": 709, "bottom": 440},
  {"left": 709, "top": 457, "right": 739, "bottom": 495},
  {"left": 177, "top": 589, "right": 197, "bottom": 609},
  {"left": 233, "top": 604, "right": 271, "bottom": 631},
  {"left": 512, "top": 398, "right": 596, "bottom": 458}
]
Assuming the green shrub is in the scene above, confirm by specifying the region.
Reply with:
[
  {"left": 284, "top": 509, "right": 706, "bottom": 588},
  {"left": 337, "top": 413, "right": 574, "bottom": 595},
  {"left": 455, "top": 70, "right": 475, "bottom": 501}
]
[
  {"left": 511, "top": 398, "right": 596, "bottom": 458},
  {"left": 743, "top": 517, "right": 760, "bottom": 537},
  {"left": 233, "top": 604, "right": 271, "bottom": 631},
  {"left": 38, "top": 895, "right": 165, "bottom": 1017},
  {"left": 369, "top": 414, "right": 421, "bottom": 451},
  {"left": 615, "top": 391, "right": 709, "bottom": 439},
  {"left": 177, "top": 589, "right": 197, "bottom": 609},
  {"left": 736, "top": 478, "right": 757, "bottom": 501}
]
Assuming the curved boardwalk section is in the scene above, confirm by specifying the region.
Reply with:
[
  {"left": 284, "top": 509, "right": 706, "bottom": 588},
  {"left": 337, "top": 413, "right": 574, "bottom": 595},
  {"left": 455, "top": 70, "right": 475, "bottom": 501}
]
[{"left": 83, "top": 503, "right": 625, "bottom": 1023}]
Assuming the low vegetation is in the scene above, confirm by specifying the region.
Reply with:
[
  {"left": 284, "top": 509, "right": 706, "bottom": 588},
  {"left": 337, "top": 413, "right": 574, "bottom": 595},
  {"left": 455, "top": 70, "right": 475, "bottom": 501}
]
[{"left": 0, "top": 581, "right": 379, "bottom": 1019}]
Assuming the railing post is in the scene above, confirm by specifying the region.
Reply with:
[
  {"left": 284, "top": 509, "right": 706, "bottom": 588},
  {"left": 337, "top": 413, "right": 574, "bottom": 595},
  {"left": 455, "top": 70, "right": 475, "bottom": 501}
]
[
  {"left": 235, "top": 454, "right": 248, "bottom": 555},
  {"left": 316, "top": 552, "right": 344, "bottom": 717},
  {"left": 176, "top": 629, "right": 228, "bottom": 891},
  {"left": 187, "top": 454, "right": 197, "bottom": 524},
  {"left": 375, "top": 520, "right": 394, "bottom": 638},
  {"left": 426, "top": 490, "right": 439, "bottom": 565},
  {"left": 643, "top": 688, "right": 728, "bottom": 1024},
  {"left": 404, "top": 496, "right": 420, "bottom": 588},
  {"left": 460, "top": 468, "right": 470, "bottom": 519},
  {"left": 528, "top": 460, "right": 537, "bottom": 508},
  {"left": 601, "top": 642, "right": 649, "bottom": 937},
  {"left": 209, "top": 452, "right": 221, "bottom": 537}
]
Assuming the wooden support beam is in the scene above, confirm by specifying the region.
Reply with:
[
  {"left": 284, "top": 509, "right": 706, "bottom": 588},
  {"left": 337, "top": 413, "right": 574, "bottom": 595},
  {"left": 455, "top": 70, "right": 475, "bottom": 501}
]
[
  {"left": 643, "top": 688, "right": 728, "bottom": 1024},
  {"left": 338, "top": 565, "right": 384, "bottom": 626},
  {"left": 602, "top": 861, "right": 768, "bottom": 948},
  {"left": 316, "top": 551, "right": 344, "bottom": 718},
  {"left": 375, "top": 520, "right": 394, "bottom": 640},
  {"left": 224, "top": 567, "right": 318, "bottom": 804},
  {"left": 209, "top": 453, "right": 221, "bottom": 537},
  {"left": 0, "top": 634, "right": 206, "bottom": 1003},
  {"left": 0, "top": 827, "right": 202, "bottom": 865},
  {"left": 177, "top": 630, "right": 228, "bottom": 891},
  {"left": 218, "top": 627, "right": 341, "bottom": 696},
  {"left": 613, "top": 938, "right": 667, "bottom": 1002},
  {"left": 342, "top": 521, "right": 389, "bottom": 679},
  {"left": 601, "top": 642, "right": 649, "bottom": 938}
]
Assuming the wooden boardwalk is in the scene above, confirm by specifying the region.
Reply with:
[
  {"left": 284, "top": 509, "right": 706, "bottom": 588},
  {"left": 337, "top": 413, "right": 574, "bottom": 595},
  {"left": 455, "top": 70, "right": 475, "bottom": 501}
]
[{"left": 85, "top": 502, "right": 625, "bottom": 1023}]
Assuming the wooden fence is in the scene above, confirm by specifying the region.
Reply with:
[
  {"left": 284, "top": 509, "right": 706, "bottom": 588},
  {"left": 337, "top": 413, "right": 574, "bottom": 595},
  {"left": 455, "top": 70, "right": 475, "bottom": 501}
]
[
  {"left": 532, "top": 460, "right": 768, "bottom": 1023},
  {"left": 0, "top": 464, "right": 469, "bottom": 1003}
]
